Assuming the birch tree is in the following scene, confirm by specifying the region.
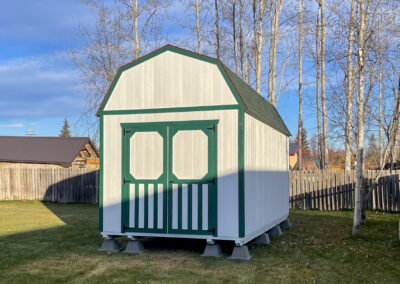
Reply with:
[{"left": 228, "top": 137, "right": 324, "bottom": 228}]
[
  {"left": 267, "top": 0, "right": 284, "bottom": 106},
  {"left": 253, "top": 0, "right": 264, "bottom": 93},
  {"left": 232, "top": 0, "right": 239, "bottom": 74},
  {"left": 353, "top": 0, "right": 367, "bottom": 235},
  {"left": 344, "top": 0, "right": 356, "bottom": 171},
  {"left": 214, "top": 0, "right": 221, "bottom": 59},
  {"left": 315, "top": 3, "right": 322, "bottom": 167},
  {"left": 196, "top": 0, "right": 201, "bottom": 53},
  {"left": 297, "top": 0, "right": 303, "bottom": 170},
  {"left": 320, "top": 0, "right": 328, "bottom": 169}
]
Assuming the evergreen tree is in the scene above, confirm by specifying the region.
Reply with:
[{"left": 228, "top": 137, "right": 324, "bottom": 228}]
[
  {"left": 59, "top": 116, "right": 72, "bottom": 137},
  {"left": 295, "top": 126, "right": 310, "bottom": 156},
  {"left": 366, "top": 134, "right": 379, "bottom": 169}
]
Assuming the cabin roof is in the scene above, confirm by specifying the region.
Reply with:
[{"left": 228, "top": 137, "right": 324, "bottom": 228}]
[
  {"left": 96, "top": 45, "right": 291, "bottom": 136},
  {"left": 0, "top": 136, "right": 98, "bottom": 166}
]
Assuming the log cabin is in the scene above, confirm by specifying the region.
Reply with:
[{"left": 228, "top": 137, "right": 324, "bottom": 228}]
[{"left": 0, "top": 136, "right": 99, "bottom": 169}]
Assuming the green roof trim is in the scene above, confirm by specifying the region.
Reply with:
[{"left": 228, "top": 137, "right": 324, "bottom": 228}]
[{"left": 97, "top": 44, "right": 291, "bottom": 136}]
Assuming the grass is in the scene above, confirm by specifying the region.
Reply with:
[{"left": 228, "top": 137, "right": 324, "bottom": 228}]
[{"left": 0, "top": 201, "right": 399, "bottom": 283}]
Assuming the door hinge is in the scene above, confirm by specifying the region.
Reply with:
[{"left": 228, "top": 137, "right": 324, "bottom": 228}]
[
  {"left": 207, "top": 125, "right": 216, "bottom": 132},
  {"left": 124, "top": 128, "right": 131, "bottom": 136},
  {"left": 123, "top": 177, "right": 132, "bottom": 184}
]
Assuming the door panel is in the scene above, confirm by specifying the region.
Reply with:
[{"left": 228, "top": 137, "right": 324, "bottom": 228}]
[
  {"left": 121, "top": 121, "right": 218, "bottom": 236},
  {"left": 168, "top": 122, "right": 217, "bottom": 235},
  {"left": 121, "top": 126, "right": 168, "bottom": 233}
]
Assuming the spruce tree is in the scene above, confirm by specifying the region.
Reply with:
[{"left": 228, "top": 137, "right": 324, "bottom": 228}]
[{"left": 59, "top": 116, "right": 71, "bottom": 137}]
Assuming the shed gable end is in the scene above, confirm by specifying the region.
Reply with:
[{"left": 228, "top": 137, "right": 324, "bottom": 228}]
[{"left": 102, "top": 50, "right": 238, "bottom": 112}]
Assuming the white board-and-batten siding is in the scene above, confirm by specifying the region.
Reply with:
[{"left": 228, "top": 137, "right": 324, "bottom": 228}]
[
  {"left": 244, "top": 114, "right": 289, "bottom": 236},
  {"left": 104, "top": 51, "right": 237, "bottom": 111},
  {"left": 102, "top": 110, "right": 239, "bottom": 238}
]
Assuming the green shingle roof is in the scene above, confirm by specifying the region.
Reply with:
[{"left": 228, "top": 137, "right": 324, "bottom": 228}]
[{"left": 221, "top": 64, "right": 291, "bottom": 136}]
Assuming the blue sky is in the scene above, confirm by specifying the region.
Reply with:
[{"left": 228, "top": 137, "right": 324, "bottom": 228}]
[{"left": 0, "top": 0, "right": 309, "bottom": 139}]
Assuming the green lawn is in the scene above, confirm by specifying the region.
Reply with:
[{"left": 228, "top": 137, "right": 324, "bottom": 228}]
[{"left": 0, "top": 201, "right": 399, "bottom": 283}]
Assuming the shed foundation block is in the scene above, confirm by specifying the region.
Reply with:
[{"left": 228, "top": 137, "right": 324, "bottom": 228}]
[
  {"left": 99, "top": 238, "right": 121, "bottom": 252},
  {"left": 229, "top": 245, "right": 252, "bottom": 260},
  {"left": 201, "top": 243, "right": 223, "bottom": 257},
  {"left": 254, "top": 233, "right": 270, "bottom": 245},
  {"left": 280, "top": 219, "right": 291, "bottom": 229},
  {"left": 268, "top": 225, "right": 283, "bottom": 236},
  {"left": 124, "top": 240, "right": 145, "bottom": 254}
]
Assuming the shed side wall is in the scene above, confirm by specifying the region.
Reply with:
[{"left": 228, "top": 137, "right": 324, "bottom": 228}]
[
  {"left": 244, "top": 114, "right": 289, "bottom": 236},
  {"left": 103, "top": 110, "right": 239, "bottom": 238},
  {"left": 104, "top": 51, "right": 238, "bottom": 111}
]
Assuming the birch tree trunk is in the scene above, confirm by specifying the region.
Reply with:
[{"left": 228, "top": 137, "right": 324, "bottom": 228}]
[
  {"left": 215, "top": 0, "right": 221, "bottom": 59},
  {"left": 196, "top": 0, "right": 201, "bottom": 53},
  {"left": 253, "top": 0, "right": 264, "bottom": 93},
  {"left": 298, "top": 0, "right": 303, "bottom": 170},
  {"left": 239, "top": 0, "right": 245, "bottom": 79},
  {"left": 268, "top": 0, "right": 283, "bottom": 106},
  {"left": 132, "top": 0, "right": 139, "bottom": 59},
  {"left": 353, "top": 0, "right": 367, "bottom": 236},
  {"left": 345, "top": 0, "right": 356, "bottom": 171},
  {"left": 378, "top": 16, "right": 383, "bottom": 168},
  {"left": 232, "top": 0, "right": 239, "bottom": 74},
  {"left": 316, "top": 4, "right": 322, "bottom": 168},
  {"left": 320, "top": 0, "right": 328, "bottom": 169}
]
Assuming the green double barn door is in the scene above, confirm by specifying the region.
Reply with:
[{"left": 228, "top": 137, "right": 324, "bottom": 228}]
[{"left": 121, "top": 120, "right": 218, "bottom": 236}]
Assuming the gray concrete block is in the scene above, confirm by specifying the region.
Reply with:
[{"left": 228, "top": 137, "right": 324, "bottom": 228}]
[
  {"left": 124, "top": 240, "right": 145, "bottom": 254},
  {"left": 229, "top": 245, "right": 252, "bottom": 260},
  {"left": 254, "top": 233, "right": 270, "bottom": 245},
  {"left": 268, "top": 225, "right": 283, "bottom": 236},
  {"left": 99, "top": 238, "right": 121, "bottom": 252},
  {"left": 280, "top": 219, "right": 291, "bottom": 229},
  {"left": 201, "top": 243, "right": 223, "bottom": 257}
]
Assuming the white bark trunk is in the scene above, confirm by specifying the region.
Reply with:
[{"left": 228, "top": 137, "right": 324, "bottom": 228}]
[
  {"left": 316, "top": 5, "right": 322, "bottom": 167},
  {"left": 345, "top": 0, "right": 356, "bottom": 171},
  {"left": 353, "top": 0, "right": 367, "bottom": 236},
  {"left": 320, "top": 0, "right": 328, "bottom": 169},
  {"left": 196, "top": 0, "right": 201, "bottom": 53},
  {"left": 214, "top": 0, "right": 221, "bottom": 59},
  {"left": 298, "top": 0, "right": 303, "bottom": 170}
]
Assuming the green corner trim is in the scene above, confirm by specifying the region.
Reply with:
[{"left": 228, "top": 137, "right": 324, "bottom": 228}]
[
  {"left": 99, "top": 115, "right": 103, "bottom": 232},
  {"left": 238, "top": 109, "right": 245, "bottom": 238}
]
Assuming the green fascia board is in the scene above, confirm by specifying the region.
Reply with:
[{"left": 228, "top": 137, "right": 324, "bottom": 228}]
[
  {"left": 96, "top": 44, "right": 290, "bottom": 137},
  {"left": 100, "top": 105, "right": 239, "bottom": 116}
]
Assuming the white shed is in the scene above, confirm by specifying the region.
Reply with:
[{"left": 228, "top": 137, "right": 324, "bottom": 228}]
[{"left": 97, "top": 45, "right": 291, "bottom": 259}]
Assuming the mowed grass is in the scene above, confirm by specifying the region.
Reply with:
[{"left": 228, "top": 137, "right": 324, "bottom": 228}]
[{"left": 0, "top": 201, "right": 399, "bottom": 283}]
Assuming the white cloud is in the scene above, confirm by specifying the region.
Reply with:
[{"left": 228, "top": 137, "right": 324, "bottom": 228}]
[
  {"left": 0, "top": 52, "right": 85, "bottom": 119},
  {"left": 0, "top": 123, "right": 24, "bottom": 128}
]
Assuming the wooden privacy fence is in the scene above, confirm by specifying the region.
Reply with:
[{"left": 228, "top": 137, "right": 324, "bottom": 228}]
[
  {"left": 0, "top": 168, "right": 99, "bottom": 204},
  {"left": 290, "top": 170, "right": 400, "bottom": 211}
]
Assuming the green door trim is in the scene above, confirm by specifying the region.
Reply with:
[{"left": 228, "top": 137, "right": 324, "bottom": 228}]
[{"left": 120, "top": 119, "right": 219, "bottom": 236}]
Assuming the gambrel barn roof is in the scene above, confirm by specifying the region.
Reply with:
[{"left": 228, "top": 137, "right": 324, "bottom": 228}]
[
  {"left": 0, "top": 136, "right": 98, "bottom": 167},
  {"left": 97, "top": 45, "right": 290, "bottom": 136}
]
